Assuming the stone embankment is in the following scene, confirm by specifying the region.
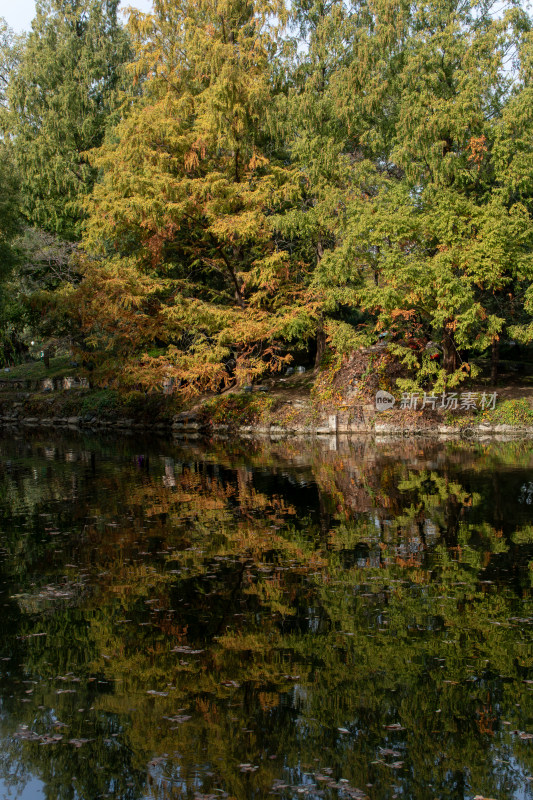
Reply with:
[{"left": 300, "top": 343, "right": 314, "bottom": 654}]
[
  {"left": 2, "top": 409, "right": 528, "bottom": 439},
  {"left": 0, "top": 410, "right": 169, "bottom": 432},
  {"left": 0, "top": 376, "right": 89, "bottom": 392},
  {"left": 1, "top": 385, "right": 533, "bottom": 438}
]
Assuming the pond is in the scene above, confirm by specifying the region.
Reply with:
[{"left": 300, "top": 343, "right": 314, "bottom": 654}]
[{"left": 0, "top": 431, "right": 532, "bottom": 800}]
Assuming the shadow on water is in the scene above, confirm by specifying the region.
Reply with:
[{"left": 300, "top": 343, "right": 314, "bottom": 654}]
[{"left": 0, "top": 430, "right": 532, "bottom": 799}]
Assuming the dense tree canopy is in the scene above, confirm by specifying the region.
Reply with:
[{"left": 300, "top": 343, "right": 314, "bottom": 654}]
[{"left": 0, "top": 0, "right": 532, "bottom": 390}]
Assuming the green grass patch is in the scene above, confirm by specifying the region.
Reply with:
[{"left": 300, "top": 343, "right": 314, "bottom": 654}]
[{"left": 0, "top": 356, "right": 75, "bottom": 382}]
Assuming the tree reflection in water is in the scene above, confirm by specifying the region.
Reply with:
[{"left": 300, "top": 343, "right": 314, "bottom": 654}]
[{"left": 0, "top": 432, "right": 532, "bottom": 800}]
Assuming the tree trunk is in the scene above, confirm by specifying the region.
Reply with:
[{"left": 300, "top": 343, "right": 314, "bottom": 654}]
[
  {"left": 314, "top": 240, "right": 326, "bottom": 368},
  {"left": 442, "top": 328, "right": 458, "bottom": 374},
  {"left": 490, "top": 337, "right": 499, "bottom": 385},
  {"left": 315, "top": 324, "right": 326, "bottom": 369},
  {"left": 234, "top": 147, "right": 240, "bottom": 183},
  {"left": 43, "top": 347, "right": 50, "bottom": 369}
]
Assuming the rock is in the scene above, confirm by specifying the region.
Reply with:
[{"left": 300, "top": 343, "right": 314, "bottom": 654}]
[{"left": 375, "top": 423, "right": 402, "bottom": 433}]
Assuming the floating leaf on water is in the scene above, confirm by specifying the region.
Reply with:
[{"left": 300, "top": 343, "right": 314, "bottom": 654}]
[
  {"left": 39, "top": 734, "right": 63, "bottom": 745},
  {"left": 14, "top": 726, "right": 41, "bottom": 741}
]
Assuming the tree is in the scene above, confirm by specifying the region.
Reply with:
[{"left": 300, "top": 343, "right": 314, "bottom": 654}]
[
  {"left": 7, "top": 0, "right": 130, "bottom": 240},
  {"left": 0, "top": 18, "right": 21, "bottom": 124},
  {"left": 309, "top": 0, "right": 533, "bottom": 388},
  {"left": 0, "top": 140, "right": 25, "bottom": 366},
  {"left": 78, "top": 0, "right": 308, "bottom": 392},
  {"left": 271, "top": 0, "right": 413, "bottom": 363}
]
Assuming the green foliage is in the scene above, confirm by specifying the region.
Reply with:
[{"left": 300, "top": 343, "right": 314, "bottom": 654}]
[
  {"left": 6, "top": 0, "right": 130, "bottom": 240},
  {"left": 0, "top": 4, "right": 130, "bottom": 363},
  {"left": 201, "top": 392, "right": 274, "bottom": 425},
  {"left": 0, "top": 137, "right": 24, "bottom": 366},
  {"left": 0, "top": 143, "right": 21, "bottom": 273},
  {"left": 80, "top": 389, "right": 119, "bottom": 418},
  {"left": 0, "top": 17, "right": 20, "bottom": 125},
  {"left": 1, "top": 1, "right": 533, "bottom": 391},
  {"left": 78, "top": 387, "right": 178, "bottom": 420},
  {"left": 120, "top": 389, "right": 176, "bottom": 421},
  {"left": 480, "top": 397, "right": 533, "bottom": 426},
  {"left": 311, "top": 0, "right": 533, "bottom": 387}
]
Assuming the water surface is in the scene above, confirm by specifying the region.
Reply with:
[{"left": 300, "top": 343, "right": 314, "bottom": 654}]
[{"left": 0, "top": 432, "right": 532, "bottom": 800}]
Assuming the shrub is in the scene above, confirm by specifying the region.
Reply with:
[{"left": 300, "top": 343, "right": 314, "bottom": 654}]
[
  {"left": 480, "top": 398, "right": 533, "bottom": 426},
  {"left": 201, "top": 393, "right": 273, "bottom": 426},
  {"left": 80, "top": 390, "right": 119, "bottom": 418}
]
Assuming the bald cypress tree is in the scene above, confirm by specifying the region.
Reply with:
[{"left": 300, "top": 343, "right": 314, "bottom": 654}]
[{"left": 79, "top": 0, "right": 306, "bottom": 391}]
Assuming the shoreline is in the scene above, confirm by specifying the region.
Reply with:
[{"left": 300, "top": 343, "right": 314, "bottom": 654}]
[
  {"left": 2, "top": 373, "right": 533, "bottom": 440},
  {"left": 2, "top": 412, "right": 533, "bottom": 439}
]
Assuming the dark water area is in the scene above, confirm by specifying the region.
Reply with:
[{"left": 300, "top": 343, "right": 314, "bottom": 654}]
[{"left": 0, "top": 431, "right": 532, "bottom": 800}]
